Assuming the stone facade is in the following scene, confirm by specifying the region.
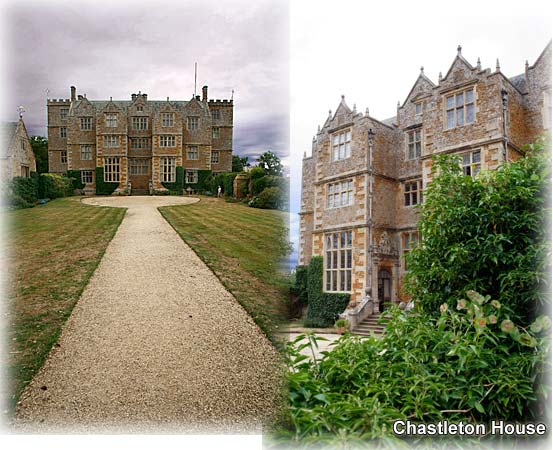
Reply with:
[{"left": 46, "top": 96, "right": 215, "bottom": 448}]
[
  {"left": 299, "top": 42, "right": 552, "bottom": 324},
  {"left": 47, "top": 85, "right": 233, "bottom": 194},
  {"left": 1, "top": 118, "right": 36, "bottom": 181}
]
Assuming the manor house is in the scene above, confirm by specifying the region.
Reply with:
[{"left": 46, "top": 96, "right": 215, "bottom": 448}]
[
  {"left": 299, "top": 42, "right": 551, "bottom": 330},
  {"left": 47, "top": 85, "right": 233, "bottom": 195}
]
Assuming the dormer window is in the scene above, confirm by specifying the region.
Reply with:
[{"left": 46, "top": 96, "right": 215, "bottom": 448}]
[
  {"left": 415, "top": 102, "right": 422, "bottom": 116},
  {"left": 137, "top": 106, "right": 144, "bottom": 112},
  {"left": 445, "top": 88, "right": 475, "bottom": 129},
  {"left": 331, "top": 129, "right": 351, "bottom": 161},
  {"left": 162, "top": 113, "right": 174, "bottom": 127},
  {"left": 105, "top": 113, "right": 117, "bottom": 127}
]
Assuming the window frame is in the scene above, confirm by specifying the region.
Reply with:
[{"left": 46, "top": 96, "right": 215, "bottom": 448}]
[
  {"left": 406, "top": 128, "right": 422, "bottom": 160},
  {"left": 132, "top": 116, "right": 148, "bottom": 130},
  {"left": 445, "top": 87, "right": 475, "bottom": 129},
  {"left": 160, "top": 157, "right": 176, "bottom": 182},
  {"left": 331, "top": 129, "right": 352, "bottom": 162},
  {"left": 60, "top": 127, "right": 67, "bottom": 138},
  {"left": 105, "top": 113, "right": 118, "bottom": 128},
  {"left": 187, "top": 116, "right": 199, "bottom": 131},
  {"left": 80, "top": 144, "right": 92, "bottom": 160},
  {"left": 212, "top": 127, "right": 220, "bottom": 139},
  {"left": 159, "top": 135, "right": 176, "bottom": 148},
  {"left": 403, "top": 231, "right": 419, "bottom": 271},
  {"left": 80, "top": 117, "right": 92, "bottom": 130},
  {"left": 81, "top": 170, "right": 93, "bottom": 184},
  {"left": 211, "top": 109, "right": 221, "bottom": 120},
  {"left": 103, "top": 135, "right": 120, "bottom": 148},
  {"left": 186, "top": 169, "right": 198, "bottom": 184},
  {"left": 129, "top": 158, "right": 149, "bottom": 176},
  {"left": 324, "top": 230, "right": 353, "bottom": 293},
  {"left": 211, "top": 151, "right": 220, "bottom": 164},
  {"left": 404, "top": 179, "right": 423, "bottom": 207},
  {"left": 326, "top": 179, "right": 354, "bottom": 209},
  {"left": 161, "top": 113, "right": 174, "bottom": 127},
  {"left": 461, "top": 149, "right": 481, "bottom": 177},
  {"left": 60, "top": 150, "right": 67, "bottom": 164},
  {"left": 60, "top": 108, "right": 69, "bottom": 120},
  {"left": 130, "top": 137, "right": 150, "bottom": 150},
  {"left": 415, "top": 101, "right": 423, "bottom": 116},
  {"left": 104, "top": 157, "right": 120, "bottom": 182},
  {"left": 186, "top": 145, "right": 199, "bottom": 160}
]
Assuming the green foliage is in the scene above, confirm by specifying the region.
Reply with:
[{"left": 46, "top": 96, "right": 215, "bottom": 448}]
[
  {"left": 211, "top": 172, "right": 238, "bottom": 197},
  {"left": 29, "top": 136, "right": 48, "bottom": 174},
  {"left": 256, "top": 150, "right": 284, "bottom": 176},
  {"left": 249, "top": 186, "right": 287, "bottom": 210},
  {"left": 6, "top": 174, "right": 38, "bottom": 208},
  {"left": 305, "top": 256, "right": 350, "bottom": 327},
  {"left": 38, "top": 173, "right": 73, "bottom": 199},
  {"left": 248, "top": 165, "right": 266, "bottom": 180},
  {"left": 182, "top": 169, "right": 212, "bottom": 193},
  {"left": 280, "top": 294, "right": 551, "bottom": 445},
  {"left": 66, "top": 170, "right": 85, "bottom": 190},
  {"left": 290, "top": 265, "right": 309, "bottom": 306},
  {"left": 95, "top": 167, "right": 119, "bottom": 195},
  {"left": 406, "top": 143, "right": 551, "bottom": 326},
  {"left": 232, "top": 155, "right": 250, "bottom": 172},
  {"left": 250, "top": 174, "right": 288, "bottom": 196},
  {"left": 162, "top": 166, "right": 184, "bottom": 193}
]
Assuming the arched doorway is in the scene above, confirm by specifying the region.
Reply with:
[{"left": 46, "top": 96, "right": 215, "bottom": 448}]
[{"left": 377, "top": 268, "right": 392, "bottom": 312}]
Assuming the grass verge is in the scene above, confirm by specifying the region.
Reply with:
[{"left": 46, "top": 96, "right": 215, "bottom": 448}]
[
  {"left": 159, "top": 197, "right": 291, "bottom": 346},
  {"left": 2, "top": 197, "right": 125, "bottom": 413}
]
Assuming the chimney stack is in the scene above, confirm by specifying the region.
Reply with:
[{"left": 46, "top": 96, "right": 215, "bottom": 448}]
[
  {"left": 70, "top": 86, "right": 76, "bottom": 102},
  {"left": 202, "top": 85, "right": 208, "bottom": 102}
]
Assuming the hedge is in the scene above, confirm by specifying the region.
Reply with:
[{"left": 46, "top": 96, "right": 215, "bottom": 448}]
[
  {"left": 95, "top": 167, "right": 119, "bottom": 195},
  {"left": 162, "top": 166, "right": 184, "bottom": 194},
  {"left": 6, "top": 174, "right": 39, "bottom": 208},
  {"left": 38, "top": 173, "right": 73, "bottom": 199},
  {"left": 211, "top": 172, "right": 239, "bottom": 197},
  {"left": 290, "top": 265, "right": 309, "bottom": 307},
  {"left": 250, "top": 175, "right": 287, "bottom": 196},
  {"left": 249, "top": 186, "right": 285, "bottom": 210},
  {"left": 66, "top": 170, "right": 85, "bottom": 190},
  {"left": 305, "top": 256, "right": 351, "bottom": 327}
]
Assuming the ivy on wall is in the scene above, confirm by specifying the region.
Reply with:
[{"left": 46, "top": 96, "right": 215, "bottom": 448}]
[
  {"left": 95, "top": 167, "right": 119, "bottom": 195},
  {"left": 305, "top": 256, "right": 351, "bottom": 327},
  {"left": 66, "top": 170, "right": 85, "bottom": 190}
]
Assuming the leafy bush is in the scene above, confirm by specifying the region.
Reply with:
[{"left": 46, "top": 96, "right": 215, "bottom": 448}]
[
  {"left": 249, "top": 186, "right": 284, "bottom": 210},
  {"left": 66, "top": 170, "right": 85, "bottom": 190},
  {"left": 290, "top": 265, "right": 309, "bottom": 306},
  {"left": 210, "top": 172, "right": 238, "bottom": 197},
  {"left": 279, "top": 294, "right": 550, "bottom": 445},
  {"left": 95, "top": 167, "right": 119, "bottom": 195},
  {"left": 250, "top": 174, "right": 289, "bottom": 196},
  {"left": 406, "top": 143, "right": 551, "bottom": 326},
  {"left": 304, "top": 256, "right": 350, "bottom": 327},
  {"left": 38, "top": 173, "right": 73, "bottom": 199},
  {"left": 5, "top": 175, "right": 38, "bottom": 208}
]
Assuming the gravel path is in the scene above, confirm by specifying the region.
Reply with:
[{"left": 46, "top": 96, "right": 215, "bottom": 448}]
[{"left": 13, "top": 196, "right": 283, "bottom": 433}]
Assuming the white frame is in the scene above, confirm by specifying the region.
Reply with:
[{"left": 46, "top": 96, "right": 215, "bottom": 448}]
[
  {"left": 60, "top": 127, "right": 66, "bottom": 138},
  {"left": 80, "top": 117, "right": 92, "bottom": 130},
  {"left": 186, "top": 145, "right": 199, "bottom": 160},
  {"left": 103, "top": 135, "right": 120, "bottom": 148},
  {"left": 159, "top": 135, "right": 176, "bottom": 148},
  {"left": 211, "top": 151, "right": 220, "bottom": 164},
  {"left": 187, "top": 116, "right": 199, "bottom": 130},
  {"left": 327, "top": 179, "right": 353, "bottom": 209},
  {"left": 161, "top": 113, "right": 174, "bottom": 127},
  {"left": 331, "top": 129, "right": 352, "bottom": 161},
  {"left": 160, "top": 157, "right": 176, "bottom": 182},
  {"left": 132, "top": 116, "right": 148, "bottom": 130},
  {"left": 104, "top": 157, "right": 120, "bottom": 182},
  {"left": 60, "top": 150, "right": 67, "bottom": 164},
  {"left": 324, "top": 230, "right": 353, "bottom": 293},
  {"left": 105, "top": 113, "right": 118, "bottom": 128},
  {"left": 186, "top": 169, "right": 198, "bottom": 184},
  {"left": 462, "top": 149, "right": 481, "bottom": 177},
  {"left": 80, "top": 144, "right": 92, "bottom": 160},
  {"left": 81, "top": 170, "right": 93, "bottom": 184},
  {"left": 404, "top": 179, "right": 422, "bottom": 207},
  {"left": 445, "top": 87, "right": 475, "bottom": 129},
  {"left": 212, "top": 127, "right": 220, "bottom": 139},
  {"left": 407, "top": 129, "right": 422, "bottom": 160}
]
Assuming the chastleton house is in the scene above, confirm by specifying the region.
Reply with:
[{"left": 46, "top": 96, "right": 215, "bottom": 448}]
[
  {"left": 47, "top": 85, "right": 233, "bottom": 195},
  {"left": 299, "top": 42, "right": 552, "bottom": 330},
  {"left": 1, "top": 118, "right": 36, "bottom": 181}
]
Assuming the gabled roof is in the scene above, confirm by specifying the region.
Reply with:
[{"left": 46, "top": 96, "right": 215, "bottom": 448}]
[
  {"left": 331, "top": 95, "right": 352, "bottom": 122},
  {"left": 509, "top": 73, "right": 527, "bottom": 93},
  {"left": 401, "top": 70, "right": 436, "bottom": 107},
  {"left": 0, "top": 121, "right": 18, "bottom": 158},
  {"left": 528, "top": 40, "right": 552, "bottom": 70},
  {"left": 441, "top": 48, "right": 476, "bottom": 83}
]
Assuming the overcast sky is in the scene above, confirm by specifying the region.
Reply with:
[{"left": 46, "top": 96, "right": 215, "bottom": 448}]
[
  {"left": 0, "top": 0, "right": 289, "bottom": 165},
  {"left": 287, "top": 0, "right": 551, "bottom": 264}
]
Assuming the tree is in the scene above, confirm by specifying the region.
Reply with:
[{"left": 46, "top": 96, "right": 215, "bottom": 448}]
[
  {"left": 256, "top": 151, "right": 283, "bottom": 176},
  {"left": 30, "top": 136, "right": 48, "bottom": 174},
  {"left": 405, "top": 139, "right": 551, "bottom": 326},
  {"left": 232, "top": 155, "right": 250, "bottom": 172}
]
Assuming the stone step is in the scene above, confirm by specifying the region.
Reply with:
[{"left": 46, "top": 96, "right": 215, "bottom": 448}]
[{"left": 131, "top": 189, "right": 149, "bottom": 196}]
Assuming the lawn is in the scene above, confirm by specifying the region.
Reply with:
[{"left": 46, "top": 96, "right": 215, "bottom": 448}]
[
  {"left": 160, "top": 197, "right": 291, "bottom": 343},
  {"left": 2, "top": 197, "right": 125, "bottom": 412}
]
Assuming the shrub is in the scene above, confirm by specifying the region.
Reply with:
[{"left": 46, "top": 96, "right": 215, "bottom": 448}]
[
  {"left": 95, "top": 167, "right": 119, "bottom": 195},
  {"left": 280, "top": 293, "right": 551, "bottom": 445},
  {"left": 304, "top": 256, "right": 350, "bottom": 327},
  {"left": 182, "top": 169, "right": 212, "bottom": 193},
  {"left": 249, "top": 186, "right": 284, "bottom": 210},
  {"left": 5, "top": 175, "right": 38, "bottom": 208},
  {"left": 38, "top": 173, "right": 73, "bottom": 199},
  {"left": 250, "top": 174, "right": 288, "bottom": 196},
  {"left": 211, "top": 172, "right": 238, "bottom": 197},
  {"left": 290, "top": 265, "right": 309, "bottom": 307},
  {"left": 406, "top": 143, "right": 551, "bottom": 326},
  {"left": 66, "top": 170, "right": 85, "bottom": 190}
]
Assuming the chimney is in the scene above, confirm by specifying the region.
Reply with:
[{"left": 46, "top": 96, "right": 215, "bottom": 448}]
[
  {"left": 142, "top": 93, "right": 147, "bottom": 101},
  {"left": 132, "top": 94, "right": 137, "bottom": 101},
  {"left": 70, "top": 86, "right": 76, "bottom": 102},
  {"left": 77, "top": 95, "right": 83, "bottom": 100},
  {"left": 202, "top": 85, "right": 208, "bottom": 102}
]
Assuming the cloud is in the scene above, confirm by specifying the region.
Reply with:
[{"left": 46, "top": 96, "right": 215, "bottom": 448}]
[{"left": 1, "top": 0, "right": 289, "bottom": 163}]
